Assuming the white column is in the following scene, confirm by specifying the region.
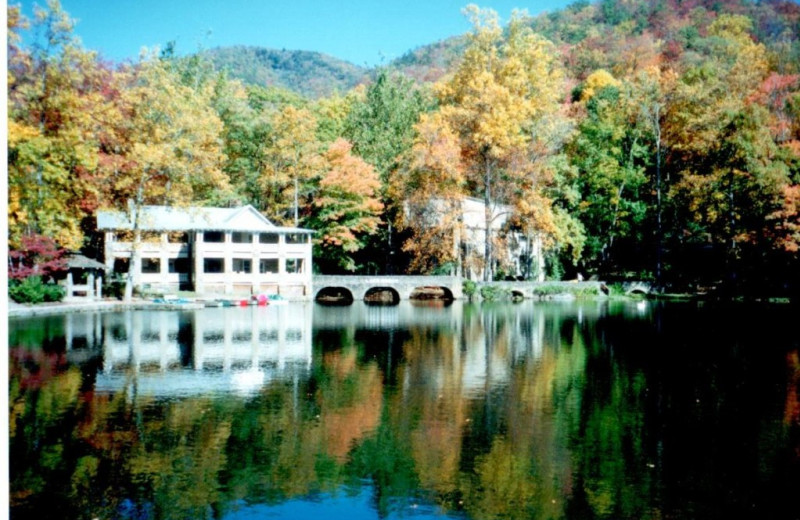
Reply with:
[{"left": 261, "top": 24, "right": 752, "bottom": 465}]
[
  {"left": 252, "top": 233, "right": 260, "bottom": 294},
  {"left": 160, "top": 232, "right": 169, "bottom": 288},
  {"left": 224, "top": 232, "right": 233, "bottom": 294},
  {"left": 194, "top": 232, "right": 205, "bottom": 293},
  {"left": 104, "top": 232, "right": 115, "bottom": 271}
]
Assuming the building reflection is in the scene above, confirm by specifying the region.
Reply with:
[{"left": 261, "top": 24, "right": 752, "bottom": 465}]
[
  {"left": 84, "top": 305, "right": 313, "bottom": 397},
  {"left": 50, "top": 300, "right": 621, "bottom": 401}
]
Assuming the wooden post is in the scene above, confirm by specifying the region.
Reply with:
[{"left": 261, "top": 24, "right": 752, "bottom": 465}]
[{"left": 96, "top": 275, "right": 103, "bottom": 300}]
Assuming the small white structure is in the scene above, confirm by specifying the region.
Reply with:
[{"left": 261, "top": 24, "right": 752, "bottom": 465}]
[
  {"left": 97, "top": 205, "right": 313, "bottom": 297},
  {"left": 407, "top": 196, "right": 545, "bottom": 281}
]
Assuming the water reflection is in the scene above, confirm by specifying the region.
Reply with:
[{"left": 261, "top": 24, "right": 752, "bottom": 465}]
[
  {"left": 97, "top": 306, "right": 312, "bottom": 397},
  {"left": 8, "top": 301, "right": 800, "bottom": 520}
]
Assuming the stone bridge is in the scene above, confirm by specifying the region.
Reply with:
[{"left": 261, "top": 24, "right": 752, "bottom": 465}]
[
  {"left": 313, "top": 275, "right": 463, "bottom": 301},
  {"left": 622, "top": 281, "right": 653, "bottom": 295}
]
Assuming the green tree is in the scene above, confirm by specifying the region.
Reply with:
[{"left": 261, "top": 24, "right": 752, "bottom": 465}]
[
  {"left": 343, "top": 69, "right": 433, "bottom": 273},
  {"left": 570, "top": 75, "right": 649, "bottom": 274},
  {"left": 211, "top": 74, "right": 273, "bottom": 208},
  {"left": 667, "top": 14, "right": 786, "bottom": 288}
]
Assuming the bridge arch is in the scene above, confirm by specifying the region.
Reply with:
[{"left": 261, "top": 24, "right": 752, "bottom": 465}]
[
  {"left": 410, "top": 286, "right": 455, "bottom": 301},
  {"left": 623, "top": 281, "right": 652, "bottom": 295},
  {"left": 314, "top": 286, "right": 355, "bottom": 305},
  {"left": 312, "top": 275, "right": 462, "bottom": 301},
  {"left": 364, "top": 287, "right": 401, "bottom": 305}
]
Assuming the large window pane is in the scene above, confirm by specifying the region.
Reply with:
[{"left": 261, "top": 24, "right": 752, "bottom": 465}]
[
  {"left": 168, "top": 258, "right": 191, "bottom": 273},
  {"left": 232, "top": 232, "right": 252, "bottom": 243},
  {"left": 113, "top": 258, "right": 129, "bottom": 273},
  {"left": 259, "top": 259, "right": 278, "bottom": 274},
  {"left": 232, "top": 258, "right": 252, "bottom": 273},
  {"left": 203, "top": 258, "right": 224, "bottom": 273},
  {"left": 141, "top": 258, "right": 161, "bottom": 274},
  {"left": 285, "top": 233, "right": 308, "bottom": 244},
  {"left": 168, "top": 232, "right": 189, "bottom": 243},
  {"left": 204, "top": 231, "right": 225, "bottom": 243},
  {"left": 285, "top": 258, "right": 304, "bottom": 274},
  {"left": 259, "top": 233, "right": 279, "bottom": 244}
]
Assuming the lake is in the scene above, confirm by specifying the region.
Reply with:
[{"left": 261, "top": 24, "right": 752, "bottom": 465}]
[{"left": 8, "top": 300, "right": 800, "bottom": 519}]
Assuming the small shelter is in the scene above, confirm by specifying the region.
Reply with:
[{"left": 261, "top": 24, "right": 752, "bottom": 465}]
[{"left": 63, "top": 252, "right": 107, "bottom": 300}]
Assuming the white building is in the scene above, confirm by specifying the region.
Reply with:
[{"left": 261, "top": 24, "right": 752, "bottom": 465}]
[
  {"left": 407, "top": 196, "right": 544, "bottom": 281},
  {"left": 97, "top": 205, "right": 313, "bottom": 297}
]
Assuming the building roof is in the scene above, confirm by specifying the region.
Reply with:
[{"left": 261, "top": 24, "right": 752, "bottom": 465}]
[
  {"left": 65, "top": 253, "right": 107, "bottom": 270},
  {"left": 97, "top": 205, "right": 313, "bottom": 234}
]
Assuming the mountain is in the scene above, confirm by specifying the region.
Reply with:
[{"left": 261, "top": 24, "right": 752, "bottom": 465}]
[
  {"left": 388, "top": 36, "right": 467, "bottom": 84},
  {"left": 203, "top": 46, "right": 370, "bottom": 99},
  {"left": 202, "top": 0, "right": 800, "bottom": 98},
  {"left": 389, "top": 0, "right": 800, "bottom": 83}
]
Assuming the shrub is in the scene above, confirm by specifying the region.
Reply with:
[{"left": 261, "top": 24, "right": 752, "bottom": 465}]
[
  {"left": 480, "top": 285, "right": 512, "bottom": 301},
  {"left": 8, "top": 234, "right": 67, "bottom": 281},
  {"left": 9, "top": 276, "right": 65, "bottom": 304},
  {"left": 532, "top": 283, "right": 602, "bottom": 298},
  {"left": 103, "top": 273, "right": 126, "bottom": 299},
  {"left": 463, "top": 280, "right": 477, "bottom": 299},
  {"left": 532, "top": 283, "right": 568, "bottom": 296}
]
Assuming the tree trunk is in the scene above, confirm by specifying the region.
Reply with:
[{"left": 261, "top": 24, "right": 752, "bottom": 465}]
[
  {"left": 124, "top": 186, "right": 145, "bottom": 302},
  {"left": 293, "top": 176, "right": 299, "bottom": 227},
  {"left": 655, "top": 112, "right": 663, "bottom": 290},
  {"left": 123, "top": 231, "right": 141, "bottom": 302},
  {"left": 483, "top": 154, "right": 493, "bottom": 282}
]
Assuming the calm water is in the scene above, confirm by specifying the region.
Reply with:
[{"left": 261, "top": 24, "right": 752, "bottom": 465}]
[{"left": 8, "top": 301, "right": 800, "bottom": 520}]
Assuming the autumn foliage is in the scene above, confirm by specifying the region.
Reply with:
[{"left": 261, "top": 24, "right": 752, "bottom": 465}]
[
  {"left": 8, "top": 234, "right": 67, "bottom": 281},
  {"left": 6, "top": 0, "right": 800, "bottom": 294}
]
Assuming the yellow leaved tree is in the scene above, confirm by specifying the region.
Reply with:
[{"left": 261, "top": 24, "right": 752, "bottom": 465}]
[
  {"left": 435, "top": 5, "right": 567, "bottom": 280},
  {"left": 100, "top": 54, "right": 228, "bottom": 300}
]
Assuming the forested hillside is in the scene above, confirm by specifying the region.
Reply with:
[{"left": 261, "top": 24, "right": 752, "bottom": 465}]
[
  {"left": 203, "top": 46, "right": 369, "bottom": 98},
  {"left": 7, "top": 0, "right": 800, "bottom": 296}
]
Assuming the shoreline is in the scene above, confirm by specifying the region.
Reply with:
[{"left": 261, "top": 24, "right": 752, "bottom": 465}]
[
  {"left": 7, "top": 299, "right": 207, "bottom": 319},
  {"left": 8, "top": 291, "right": 794, "bottom": 319}
]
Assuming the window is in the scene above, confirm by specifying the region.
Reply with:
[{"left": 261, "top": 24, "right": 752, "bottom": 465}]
[
  {"left": 286, "top": 233, "right": 308, "bottom": 244},
  {"left": 168, "top": 258, "right": 191, "bottom": 274},
  {"left": 141, "top": 232, "right": 161, "bottom": 243},
  {"left": 259, "top": 258, "right": 278, "bottom": 274},
  {"left": 203, "top": 231, "right": 225, "bottom": 243},
  {"left": 167, "top": 232, "right": 189, "bottom": 243},
  {"left": 115, "top": 231, "right": 134, "bottom": 242},
  {"left": 141, "top": 258, "right": 161, "bottom": 274},
  {"left": 232, "top": 258, "right": 252, "bottom": 273},
  {"left": 232, "top": 232, "right": 252, "bottom": 243},
  {"left": 113, "top": 258, "right": 129, "bottom": 273},
  {"left": 203, "top": 258, "right": 224, "bottom": 273},
  {"left": 259, "top": 233, "right": 279, "bottom": 244},
  {"left": 285, "top": 258, "right": 304, "bottom": 274}
]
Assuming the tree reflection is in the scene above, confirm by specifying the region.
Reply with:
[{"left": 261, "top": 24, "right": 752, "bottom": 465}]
[{"left": 8, "top": 303, "right": 800, "bottom": 519}]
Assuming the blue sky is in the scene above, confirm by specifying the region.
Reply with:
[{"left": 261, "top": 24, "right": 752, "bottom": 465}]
[{"left": 15, "top": 0, "right": 575, "bottom": 66}]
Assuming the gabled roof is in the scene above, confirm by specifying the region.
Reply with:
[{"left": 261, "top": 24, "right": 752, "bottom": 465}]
[
  {"left": 97, "top": 205, "right": 313, "bottom": 234},
  {"left": 65, "top": 253, "right": 107, "bottom": 270}
]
